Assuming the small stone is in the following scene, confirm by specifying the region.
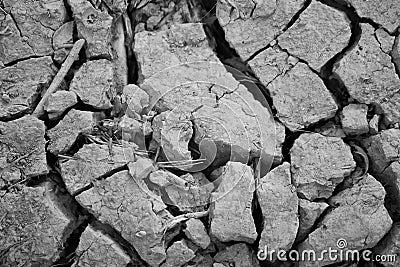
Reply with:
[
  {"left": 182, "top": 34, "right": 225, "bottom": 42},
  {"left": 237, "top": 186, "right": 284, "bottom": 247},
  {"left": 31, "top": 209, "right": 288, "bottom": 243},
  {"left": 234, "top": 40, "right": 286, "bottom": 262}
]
[
  {"left": 143, "top": 121, "right": 153, "bottom": 136},
  {"left": 123, "top": 84, "right": 150, "bottom": 118},
  {"left": 76, "top": 170, "right": 174, "bottom": 266},
  {"left": 44, "top": 91, "right": 78, "bottom": 120},
  {"left": 68, "top": 0, "right": 113, "bottom": 59},
  {"left": 181, "top": 172, "right": 211, "bottom": 187},
  {"left": 163, "top": 240, "right": 196, "bottom": 267},
  {"left": 136, "top": 230, "right": 147, "bottom": 237},
  {"left": 0, "top": 56, "right": 55, "bottom": 120},
  {"left": 216, "top": 0, "right": 308, "bottom": 60},
  {"left": 0, "top": 184, "right": 71, "bottom": 265},
  {"left": 70, "top": 59, "right": 115, "bottom": 109},
  {"left": 369, "top": 114, "right": 380, "bottom": 134},
  {"left": 128, "top": 158, "right": 156, "bottom": 180},
  {"left": 257, "top": 162, "right": 299, "bottom": 261},
  {"left": 184, "top": 219, "right": 211, "bottom": 249},
  {"left": 47, "top": 109, "right": 93, "bottom": 155},
  {"left": 209, "top": 162, "right": 257, "bottom": 243},
  {"left": 73, "top": 226, "right": 131, "bottom": 267},
  {"left": 119, "top": 115, "right": 146, "bottom": 149},
  {"left": 214, "top": 243, "right": 260, "bottom": 267},
  {"left": 153, "top": 110, "right": 193, "bottom": 162},
  {"left": 60, "top": 143, "right": 136, "bottom": 195},
  {"left": 340, "top": 104, "right": 369, "bottom": 135},
  {"left": 296, "top": 199, "right": 329, "bottom": 242},
  {"left": 334, "top": 24, "right": 400, "bottom": 123},
  {"left": 53, "top": 48, "right": 70, "bottom": 64},
  {"left": 290, "top": 133, "right": 356, "bottom": 200},
  {"left": 265, "top": 62, "right": 338, "bottom": 131},
  {"left": 341, "top": 0, "right": 400, "bottom": 33},
  {"left": 297, "top": 174, "right": 392, "bottom": 267},
  {"left": 278, "top": 1, "right": 351, "bottom": 71},
  {"left": 53, "top": 22, "right": 74, "bottom": 50}
]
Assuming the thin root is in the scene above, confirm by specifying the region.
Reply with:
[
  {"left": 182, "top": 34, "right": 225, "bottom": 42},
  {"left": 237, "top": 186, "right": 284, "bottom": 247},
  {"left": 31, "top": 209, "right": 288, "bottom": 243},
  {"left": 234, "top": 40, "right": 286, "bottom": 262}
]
[
  {"left": 162, "top": 210, "right": 209, "bottom": 237},
  {"left": 0, "top": 25, "right": 12, "bottom": 35}
]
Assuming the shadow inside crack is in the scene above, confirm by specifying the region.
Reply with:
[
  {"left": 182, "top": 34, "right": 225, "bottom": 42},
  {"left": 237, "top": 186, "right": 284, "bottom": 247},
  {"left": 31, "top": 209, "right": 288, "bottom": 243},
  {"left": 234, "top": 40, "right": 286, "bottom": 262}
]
[{"left": 318, "top": 0, "right": 362, "bottom": 108}]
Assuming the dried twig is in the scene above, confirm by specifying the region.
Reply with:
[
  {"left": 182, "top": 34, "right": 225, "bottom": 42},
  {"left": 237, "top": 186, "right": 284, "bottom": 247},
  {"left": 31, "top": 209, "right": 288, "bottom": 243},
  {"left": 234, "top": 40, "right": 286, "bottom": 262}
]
[
  {"left": 57, "top": 154, "right": 74, "bottom": 160},
  {"left": 159, "top": 159, "right": 205, "bottom": 164},
  {"left": 5, "top": 176, "right": 31, "bottom": 191},
  {"left": 162, "top": 210, "right": 209, "bottom": 236},
  {"left": 122, "top": 13, "right": 133, "bottom": 45},
  {"left": 157, "top": 159, "right": 206, "bottom": 169},
  {"left": 154, "top": 146, "right": 161, "bottom": 162},
  {"left": 0, "top": 146, "right": 42, "bottom": 177},
  {"left": 32, "top": 39, "right": 85, "bottom": 118},
  {"left": 8, "top": 148, "right": 39, "bottom": 166},
  {"left": 0, "top": 25, "right": 11, "bottom": 35},
  {"left": 0, "top": 238, "right": 31, "bottom": 260},
  {"left": 85, "top": 134, "right": 108, "bottom": 145},
  {"left": 55, "top": 43, "right": 74, "bottom": 49},
  {"left": 253, "top": 157, "right": 261, "bottom": 190},
  {"left": 0, "top": 6, "right": 8, "bottom": 15},
  {"left": 165, "top": 173, "right": 189, "bottom": 188}
]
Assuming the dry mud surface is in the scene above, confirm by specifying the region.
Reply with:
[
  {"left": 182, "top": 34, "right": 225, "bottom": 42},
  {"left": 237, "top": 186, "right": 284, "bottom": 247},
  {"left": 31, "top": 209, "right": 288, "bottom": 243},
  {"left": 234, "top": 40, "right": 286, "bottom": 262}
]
[{"left": 0, "top": 0, "right": 400, "bottom": 266}]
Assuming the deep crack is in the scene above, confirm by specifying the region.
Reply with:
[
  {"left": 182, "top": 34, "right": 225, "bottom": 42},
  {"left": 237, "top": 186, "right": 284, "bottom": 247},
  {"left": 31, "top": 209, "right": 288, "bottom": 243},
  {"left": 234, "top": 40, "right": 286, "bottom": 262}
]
[{"left": 318, "top": 0, "right": 362, "bottom": 108}]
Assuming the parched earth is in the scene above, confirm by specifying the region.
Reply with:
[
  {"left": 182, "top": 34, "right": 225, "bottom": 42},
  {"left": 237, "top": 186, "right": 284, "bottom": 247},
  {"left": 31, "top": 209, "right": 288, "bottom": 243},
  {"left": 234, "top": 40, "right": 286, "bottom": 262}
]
[{"left": 0, "top": 0, "right": 400, "bottom": 266}]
